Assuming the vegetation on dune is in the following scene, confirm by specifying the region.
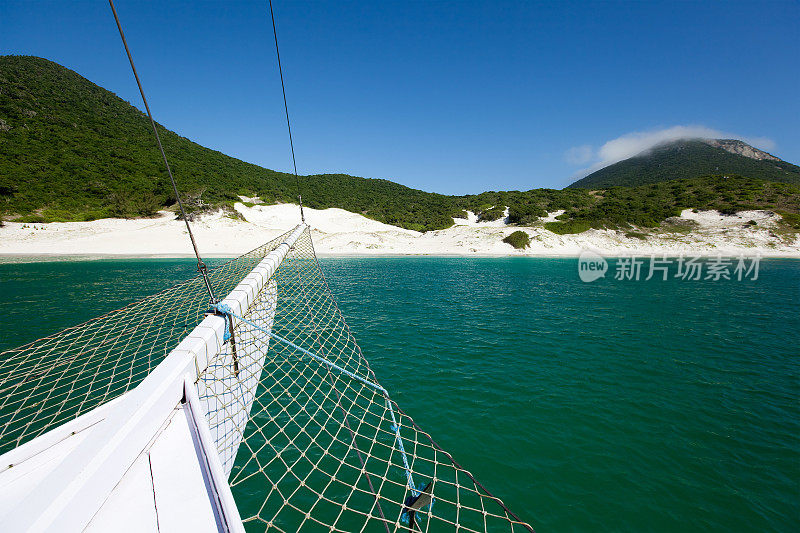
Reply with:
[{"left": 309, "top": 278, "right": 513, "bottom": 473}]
[
  {"left": 544, "top": 220, "right": 593, "bottom": 235},
  {"left": 455, "top": 188, "right": 594, "bottom": 226},
  {"left": 1, "top": 56, "right": 799, "bottom": 237},
  {"left": 417, "top": 177, "right": 799, "bottom": 235},
  {"left": 502, "top": 230, "right": 530, "bottom": 249},
  {"left": 476, "top": 206, "right": 505, "bottom": 222},
  {"left": 547, "top": 175, "right": 800, "bottom": 234},
  {"left": 778, "top": 211, "right": 800, "bottom": 229},
  {"left": 300, "top": 174, "right": 457, "bottom": 232},
  {"left": 624, "top": 231, "right": 648, "bottom": 240}
]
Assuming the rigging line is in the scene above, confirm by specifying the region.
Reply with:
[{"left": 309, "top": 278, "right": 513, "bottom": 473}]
[
  {"left": 211, "top": 303, "right": 418, "bottom": 495},
  {"left": 268, "top": 0, "right": 305, "bottom": 223},
  {"left": 108, "top": 0, "right": 217, "bottom": 304}
]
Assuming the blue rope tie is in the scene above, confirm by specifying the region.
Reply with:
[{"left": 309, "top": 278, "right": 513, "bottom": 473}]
[
  {"left": 211, "top": 303, "right": 418, "bottom": 496},
  {"left": 222, "top": 314, "right": 232, "bottom": 342}
]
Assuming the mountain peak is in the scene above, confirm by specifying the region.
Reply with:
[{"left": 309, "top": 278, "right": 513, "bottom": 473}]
[
  {"left": 702, "top": 139, "right": 779, "bottom": 162},
  {"left": 569, "top": 138, "right": 798, "bottom": 188}
]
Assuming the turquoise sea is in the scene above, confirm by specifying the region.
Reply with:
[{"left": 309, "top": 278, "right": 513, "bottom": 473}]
[{"left": 1, "top": 257, "right": 798, "bottom": 531}]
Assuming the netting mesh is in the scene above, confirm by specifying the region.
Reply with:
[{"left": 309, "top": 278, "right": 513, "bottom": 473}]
[
  {"left": 0, "top": 228, "right": 296, "bottom": 454},
  {"left": 0, "top": 227, "right": 532, "bottom": 532}
]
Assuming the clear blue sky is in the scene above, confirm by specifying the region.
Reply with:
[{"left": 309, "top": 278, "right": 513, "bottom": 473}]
[{"left": 2, "top": 1, "right": 798, "bottom": 194}]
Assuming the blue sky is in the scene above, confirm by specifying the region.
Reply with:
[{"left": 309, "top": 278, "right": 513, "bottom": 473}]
[{"left": 2, "top": 0, "right": 798, "bottom": 194}]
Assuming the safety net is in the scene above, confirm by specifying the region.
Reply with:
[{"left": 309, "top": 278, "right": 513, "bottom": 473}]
[{"left": 0, "top": 226, "right": 533, "bottom": 532}]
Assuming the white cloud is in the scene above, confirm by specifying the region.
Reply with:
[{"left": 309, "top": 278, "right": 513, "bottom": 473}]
[
  {"left": 566, "top": 125, "right": 776, "bottom": 178},
  {"left": 564, "top": 144, "right": 593, "bottom": 165}
]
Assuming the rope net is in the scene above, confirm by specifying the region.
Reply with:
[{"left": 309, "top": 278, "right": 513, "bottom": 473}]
[{"left": 0, "top": 227, "right": 532, "bottom": 532}]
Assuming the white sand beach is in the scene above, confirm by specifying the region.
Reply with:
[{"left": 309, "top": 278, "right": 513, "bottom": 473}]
[{"left": 1, "top": 203, "right": 798, "bottom": 258}]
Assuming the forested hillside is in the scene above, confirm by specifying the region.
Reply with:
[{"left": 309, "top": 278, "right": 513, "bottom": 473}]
[{"left": 0, "top": 56, "right": 458, "bottom": 230}]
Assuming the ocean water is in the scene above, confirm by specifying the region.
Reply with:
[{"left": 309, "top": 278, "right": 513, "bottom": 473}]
[{"left": 0, "top": 257, "right": 798, "bottom": 531}]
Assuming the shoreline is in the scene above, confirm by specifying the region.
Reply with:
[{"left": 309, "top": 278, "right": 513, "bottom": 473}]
[
  {"left": 1, "top": 203, "right": 798, "bottom": 260},
  {"left": 3, "top": 251, "right": 800, "bottom": 262}
]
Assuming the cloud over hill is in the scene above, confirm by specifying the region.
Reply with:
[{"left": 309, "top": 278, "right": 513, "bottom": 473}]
[{"left": 567, "top": 125, "right": 776, "bottom": 177}]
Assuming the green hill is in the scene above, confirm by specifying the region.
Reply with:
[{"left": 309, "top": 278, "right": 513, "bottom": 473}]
[
  {"left": 1, "top": 55, "right": 799, "bottom": 234},
  {"left": 568, "top": 139, "right": 800, "bottom": 189},
  {"left": 0, "top": 55, "right": 457, "bottom": 230}
]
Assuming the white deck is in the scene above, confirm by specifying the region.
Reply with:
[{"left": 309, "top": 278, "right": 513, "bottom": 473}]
[
  {"left": 0, "top": 394, "right": 231, "bottom": 532},
  {"left": 86, "top": 404, "right": 221, "bottom": 532}
]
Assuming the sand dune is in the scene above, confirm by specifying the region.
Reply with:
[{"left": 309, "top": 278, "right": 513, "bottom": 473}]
[{"left": 0, "top": 203, "right": 797, "bottom": 258}]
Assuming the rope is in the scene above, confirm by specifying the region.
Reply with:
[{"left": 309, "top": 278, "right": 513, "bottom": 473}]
[
  {"left": 108, "top": 0, "right": 217, "bottom": 304},
  {"left": 268, "top": 0, "right": 306, "bottom": 224},
  {"left": 211, "top": 302, "right": 418, "bottom": 495}
]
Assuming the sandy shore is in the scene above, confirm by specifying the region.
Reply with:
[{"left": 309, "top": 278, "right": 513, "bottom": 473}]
[{"left": 1, "top": 203, "right": 798, "bottom": 258}]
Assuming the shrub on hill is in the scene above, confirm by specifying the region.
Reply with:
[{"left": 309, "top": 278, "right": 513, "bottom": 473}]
[
  {"left": 477, "top": 207, "right": 505, "bottom": 222},
  {"left": 544, "top": 220, "right": 593, "bottom": 235},
  {"left": 507, "top": 204, "right": 547, "bottom": 225},
  {"left": 503, "top": 230, "right": 530, "bottom": 249},
  {"left": 778, "top": 211, "right": 800, "bottom": 229}
]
